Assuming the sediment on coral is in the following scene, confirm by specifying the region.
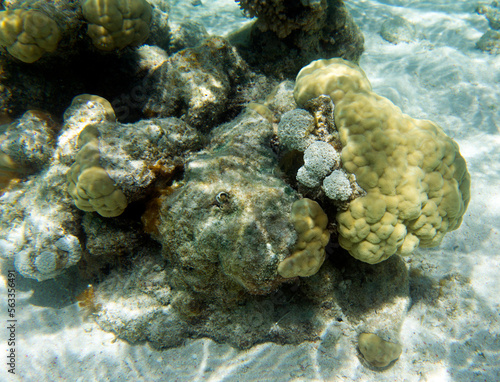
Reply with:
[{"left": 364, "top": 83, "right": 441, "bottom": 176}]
[
  {"left": 154, "top": 110, "right": 299, "bottom": 300},
  {"left": 142, "top": 36, "right": 257, "bottom": 131},
  {"left": 93, "top": 236, "right": 410, "bottom": 350}
]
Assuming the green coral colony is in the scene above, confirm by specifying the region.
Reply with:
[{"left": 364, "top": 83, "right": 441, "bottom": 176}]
[{"left": 0, "top": 0, "right": 470, "bottom": 368}]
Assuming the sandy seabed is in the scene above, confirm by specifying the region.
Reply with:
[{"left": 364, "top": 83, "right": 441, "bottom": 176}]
[{"left": 1, "top": 0, "right": 499, "bottom": 381}]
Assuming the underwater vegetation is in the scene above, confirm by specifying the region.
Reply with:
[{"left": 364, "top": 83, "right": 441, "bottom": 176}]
[{"left": 0, "top": 0, "right": 470, "bottom": 369}]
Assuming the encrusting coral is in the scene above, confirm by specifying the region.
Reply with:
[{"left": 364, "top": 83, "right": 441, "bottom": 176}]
[
  {"left": 0, "top": 110, "right": 58, "bottom": 176},
  {"left": 143, "top": 36, "right": 253, "bottom": 131},
  {"left": 0, "top": 92, "right": 202, "bottom": 279},
  {"left": 64, "top": 95, "right": 124, "bottom": 218},
  {"left": 294, "top": 58, "right": 471, "bottom": 264},
  {"left": 0, "top": 8, "right": 61, "bottom": 62},
  {"left": 275, "top": 93, "right": 357, "bottom": 206}
]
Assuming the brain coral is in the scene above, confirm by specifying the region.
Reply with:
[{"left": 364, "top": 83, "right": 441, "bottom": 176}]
[
  {"left": 294, "top": 58, "right": 471, "bottom": 264},
  {"left": 81, "top": 0, "right": 152, "bottom": 51}
]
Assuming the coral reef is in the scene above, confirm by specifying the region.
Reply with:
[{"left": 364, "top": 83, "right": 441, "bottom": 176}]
[
  {"left": 296, "top": 141, "right": 339, "bottom": 188},
  {"left": 275, "top": 93, "right": 358, "bottom": 209},
  {"left": 94, "top": 237, "right": 410, "bottom": 349},
  {"left": 277, "top": 109, "right": 316, "bottom": 152},
  {"left": 62, "top": 94, "right": 202, "bottom": 215},
  {"left": 322, "top": 169, "right": 353, "bottom": 201},
  {"left": 294, "top": 58, "right": 471, "bottom": 264},
  {"left": 477, "top": 1, "right": 500, "bottom": 30},
  {"left": 0, "top": 110, "right": 58, "bottom": 176},
  {"left": 476, "top": 29, "right": 500, "bottom": 53},
  {"left": 82, "top": 213, "right": 146, "bottom": 257},
  {"left": 67, "top": 124, "right": 128, "bottom": 217},
  {"left": 0, "top": 93, "right": 201, "bottom": 279},
  {"left": 230, "top": 0, "right": 364, "bottom": 77},
  {"left": 0, "top": 1, "right": 472, "bottom": 364},
  {"left": 0, "top": 160, "right": 83, "bottom": 281},
  {"left": 0, "top": 0, "right": 167, "bottom": 121},
  {"left": 167, "top": 20, "right": 208, "bottom": 53}
]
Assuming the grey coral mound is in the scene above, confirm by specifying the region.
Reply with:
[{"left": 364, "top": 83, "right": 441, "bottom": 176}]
[
  {"left": 297, "top": 141, "right": 339, "bottom": 188},
  {"left": 155, "top": 110, "right": 299, "bottom": 299},
  {"left": 322, "top": 169, "right": 352, "bottom": 201}
]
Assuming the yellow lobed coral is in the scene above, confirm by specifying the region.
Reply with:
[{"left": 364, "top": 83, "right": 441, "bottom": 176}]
[
  {"left": 358, "top": 332, "right": 402, "bottom": 368},
  {"left": 81, "top": 0, "right": 153, "bottom": 51},
  {"left": 0, "top": 9, "right": 61, "bottom": 63},
  {"left": 67, "top": 124, "right": 127, "bottom": 217},
  {"left": 294, "top": 58, "right": 471, "bottom": 264},
  {"left": 294, "top": 58, "right": 372, "bottom": 107},
  {"left": 277, "top": 198, "right": 330, "bottom": 278},
  {"left": 69, "top": 94, "right": 116, "bottom": 122}
]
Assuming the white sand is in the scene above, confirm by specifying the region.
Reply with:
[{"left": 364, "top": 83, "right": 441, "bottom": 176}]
[{"left": 1, "top": 0, "right": 499, "bottom": 381}]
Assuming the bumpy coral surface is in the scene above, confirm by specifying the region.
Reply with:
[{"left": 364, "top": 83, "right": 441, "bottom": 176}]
[
  {"left": 294, "top": 58, "right": 471, "bottom": 264},
  {"left": 67, "top": 124, "right": 128, "bottom": 218},
  {"left": 476, "top": 1, "right": 500, "bottom": 30},
  {"left": 294, "top": 58, "right": 371, "bottom": 107},
  {"left": 277, "top": 108, "right": 316, "bottom": 152},
  {"left": 0, "top": 8, "right": 61, "bottom": 62},
  {"left": 277, "top": 198, "right": 330, "bottom": 278},
  {"left": 81, "top": 0, "right": 152, "bottom": 51},
  {"left": 0, "top": 93, "right": 203, "bottom": 280},
  {"left": 322, "top": 169, "right": 352, "bottom": 201},
  {"left": 296, "top": 141, "right": 339, "bottom": 188},
  {"left": 0, "top": 171, "right": 82, "bottom": 281}
]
